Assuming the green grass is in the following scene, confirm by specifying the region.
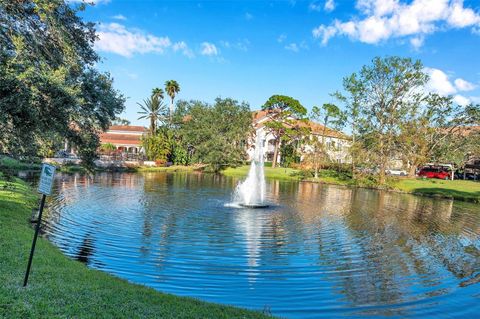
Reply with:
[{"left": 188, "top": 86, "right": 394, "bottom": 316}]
[
  {"left": 0, "top": 156, "right": 41, "bottom": 171},
  {"left": 135, "top": 165, "right": 197, "bottom": 172},
  {"left": 0, "top": 178, "right": 275, "bottom": 319},
  {"left": 57, "top": 164, "right": 87, "bottom": 173},
  {"left": 222, "top": 165, "right": 302, "bottom": 181},
  {"left": 394, "top": 178, "right": 480, "bottom": 202}
]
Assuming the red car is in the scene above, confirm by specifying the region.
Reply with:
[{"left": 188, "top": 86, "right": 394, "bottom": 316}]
[{"left": 418, "top": 167, "right": 451, "bottom": 180}]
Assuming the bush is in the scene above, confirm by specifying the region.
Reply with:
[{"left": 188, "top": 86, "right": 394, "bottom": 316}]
[{"left": 172, "top": 143, "right": 190, "bottom": 165}]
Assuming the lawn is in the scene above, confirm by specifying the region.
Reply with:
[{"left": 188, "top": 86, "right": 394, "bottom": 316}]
[
  {"left": 394, "top": 178, "right": 480, "bottom": 202},
  {"left": 222, "top": 165, "right": 302, "bottom": 181},
  {"left": 0, "top": 177, "right": 275, "bottom": 319},
  {"left": 0, "top": 155, "right": 41, "bottom": 171}
]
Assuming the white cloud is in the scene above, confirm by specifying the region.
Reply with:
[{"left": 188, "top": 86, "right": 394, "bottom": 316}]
[
  {"left": 453, "top": 94, "right": 471, "bottom": 106},
  {"left": 112, "top": 14, "right": 127, "bottom": 21},
  {"left": 410, "top": 36, "right": 424, "bottom": 50},
  {"left": 312, "top": 24, "right": 338, "bottom": 45},
  {"left": 285, "top": 43, "right": 299, "bottom": 52},
  {"left": 200, "top": 42, "right": 218, "bottom": 56},
  {"left": 313, "top": 0, "right": 480, "bottom": 47},
  {"left": 173, "top": 41, "right": 195, "bottom": 58},
  {"left": 448, "top": 0, "right": 480, "bottom": 27},
  {"left": 245, "top": 12, "right": 253, "bottom": 20},
  {"left": 277, "top": 34, "right": 287, "bottom": 43},
  {"left": 425, "top": 67, "right": 477, "bottom": 105},
  {"left": 309, "top": 1, "right": 322, "bottom": 11},
  {"left": 454, "top": 78, "right": 477, "bottom": 91},
  {"left": 220, "top": 39, "right": 250, "bottom": 52},
  {"left": 96, "top": 23, "right": 171, "bottom": 57},
  {"left": 324, "top": 0, "right": 335, "bottom": 12},
  {"left": 425, "top": 67, "right": 457, "bottom": 95},
  {"left": 95, "top": 23, "right": 191, "bottom": 58}
]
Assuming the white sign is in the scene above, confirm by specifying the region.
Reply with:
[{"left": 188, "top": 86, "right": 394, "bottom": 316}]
[{"left": 38, "top": 163, "right": 56, "bottom": 196}]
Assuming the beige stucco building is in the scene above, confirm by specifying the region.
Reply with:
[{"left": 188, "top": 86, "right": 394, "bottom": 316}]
[
  {"left": 99, "top": 125, "right": 147, "bottom": 154},
  {"left": 248, "top": 110, "right": 351, "bottom": 164}
]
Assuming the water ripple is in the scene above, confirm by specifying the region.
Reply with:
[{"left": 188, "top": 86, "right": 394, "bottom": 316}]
[{"left": 41, "top": 172, "right": 480, "bottom": 319}]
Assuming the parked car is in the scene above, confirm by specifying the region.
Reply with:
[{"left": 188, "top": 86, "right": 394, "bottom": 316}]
[
  {"left": 418, "top": 166, "right": 451, "bottom": 180},
  {"left": 54, "top": 150, "right": 69, "bottom": 158},
  {"left": 385, "top": 169, "right": 407, "bottom": 176},
  {"left": 356, "top": 167, "right": 379, "bottom": 175}
]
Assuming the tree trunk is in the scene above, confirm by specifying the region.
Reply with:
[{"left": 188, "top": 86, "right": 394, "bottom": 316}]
[
  {"left": 272, "top": 139, "right": 280, "bottom": 168},
  {"left": 379, "top": 161, "right": 386, "bottom": 185},
  {"left": 170, "top": 98, "right": 174, "bottom": 122},
  {"left": 351, "top": 127, "right": 356, "bottom": 179},
  {"left": 408, "top": 164, "right": 417, "bottom": 177},
  {"left": 150, "top": 118, "right": 156, "bottom": 135},
  {"left": 314, "top": 162, "right": 319, "bottom": 179}
]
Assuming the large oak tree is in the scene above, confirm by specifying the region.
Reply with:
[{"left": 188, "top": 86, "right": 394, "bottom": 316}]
[{"left": 0, "top": 0, "right": 124, "bottom": 169}]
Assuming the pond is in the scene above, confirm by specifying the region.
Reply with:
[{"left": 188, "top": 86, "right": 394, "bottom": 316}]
[{"left": 42, "top": 172, "right": 480, "bottom": 318}]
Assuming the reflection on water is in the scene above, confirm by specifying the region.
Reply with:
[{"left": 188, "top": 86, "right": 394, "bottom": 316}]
[{"left": 43, "top": 172, "right": 480, "bottom": 318}]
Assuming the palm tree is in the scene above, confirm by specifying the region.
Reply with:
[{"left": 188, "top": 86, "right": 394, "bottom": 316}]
[
  {"left": 152, "top": 87, "right": 164, "bottom": 100},
  {"left": 164, "top": 80, "right": 180, "bottom": 119},
  {"left": 137, "top": 96, "right": 166, "bottom": 135}
]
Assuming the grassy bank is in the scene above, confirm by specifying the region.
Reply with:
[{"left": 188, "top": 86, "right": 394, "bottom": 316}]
[
  {"left": 394, "top": 178, "right": 480, "bottom": 202},
  {"left": 222, "top": 165, "right": 480, "bottom": 202},
  {"left": 135, "top": 165, "right": 197, "bottom": 173},
  {"left": 222, "top": 166, "right": 302, "bottom": 181},
  {"left": 0, "top": 177, "right": 274, "bottom": 319},
  {"left": 0, "top": 156, "right": 41, "bottom": 172}
]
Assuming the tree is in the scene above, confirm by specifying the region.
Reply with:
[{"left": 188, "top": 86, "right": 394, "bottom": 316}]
[
  {"left": 112, "top": 117, "right": 131, "bottom": 125},
  {"left": 0, "top": 0, "right": 124, "bottom": 169},
  {"left": 137, "top": 95, "right": 167, "bottom": 135},
  {"left": 338, "top": 57, "right": 429, "bottom": 184},
  {"left": 333, "top": 75, "right": 362, "bottom": 178},
  {"left": 100, "top": 143, "right": 116, "bottom": 154},
  {"left": 179, "top": 98, "right": 251, "bottom": 172},
  {"left": 165, "top": 80, "right": 180, "bottom": 120},
  {"left": 261, "top": 95, "right": 308, "bottom": 168},
  {"left": 398, "top": 95, "right": 463, "bottom": 175},
  {"left": 152, "top": 87, "right": 164, "bottom": 100},
  {"left": 141, "top": 130, "right": 171, "bottom": 163},
  {"left": 412, "top": 104, "right": 480, "bottom": 170},
  {"left": 305, "top": 103, "right": 345, "bottom": 178}
]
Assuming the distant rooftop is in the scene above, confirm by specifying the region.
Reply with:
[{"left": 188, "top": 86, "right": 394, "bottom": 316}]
[
  {"left": 252, "top": 110, "right": 348, "bottom": 139},
  {"left": 108, "top": 125, "right": 147, "bottom": 132}
]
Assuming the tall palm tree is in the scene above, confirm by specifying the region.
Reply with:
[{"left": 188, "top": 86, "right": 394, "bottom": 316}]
[
  {"left": 164, "top": 80, "right": 180, "bottom": 120},
  {"left": 152, "top": 87, "right": 164, "bottom": 100},
  {"left": 137, "top": 96, "right": 166, "bottom": 135}
]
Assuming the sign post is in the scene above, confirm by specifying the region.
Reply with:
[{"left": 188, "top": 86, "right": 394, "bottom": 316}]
[{"left": 23, "top": 163, "right": 56, "bottom": 287}]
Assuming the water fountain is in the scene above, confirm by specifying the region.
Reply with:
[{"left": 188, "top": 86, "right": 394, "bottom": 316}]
[{"left": 233, "top": 132, "right": 269, "bottom": 208}]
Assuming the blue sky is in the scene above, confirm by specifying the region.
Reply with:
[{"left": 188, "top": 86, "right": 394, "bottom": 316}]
[{"left": 75, "top": 0, "right": 480, "bottom": 126}]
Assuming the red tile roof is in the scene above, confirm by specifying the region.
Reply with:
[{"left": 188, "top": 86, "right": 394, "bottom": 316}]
[
  {"left": 99, "top": 133, "right": 143, "bottom": 146},
  {"left": 108, "top": 125, "right": 147, "bottom": 132},
  {"left": 454, "top": 126, "right": 480, "bottom": 136},
  {"left": 252, "top": 110, "right": 348, "bottom": 139}
]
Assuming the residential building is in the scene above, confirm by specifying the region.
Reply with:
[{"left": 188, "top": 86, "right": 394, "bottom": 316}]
[
  {"left": 248, "top": 110, "right": 351, "bottom": 164},
  {"left": 99, "top": 125, "right": 147, "bottom": 154}
]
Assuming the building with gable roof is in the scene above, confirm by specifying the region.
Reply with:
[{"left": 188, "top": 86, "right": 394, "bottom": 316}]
[
  {"left": 249, "top": 110, "right": 351, "bottom": 164},
  {"left": 99, "top": 125, "right": 147, "bottom": 154}
]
